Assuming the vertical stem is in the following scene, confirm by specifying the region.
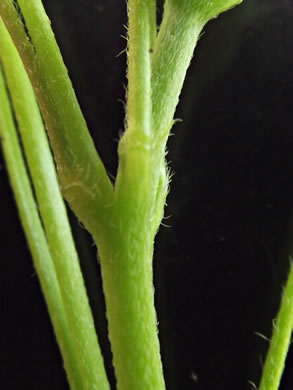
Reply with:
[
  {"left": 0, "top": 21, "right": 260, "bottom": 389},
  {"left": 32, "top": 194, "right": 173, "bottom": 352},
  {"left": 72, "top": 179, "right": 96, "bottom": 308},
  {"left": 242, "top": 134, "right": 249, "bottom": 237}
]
[
  {"left": 151, "top": 2, "right": 204, "bottom": 144},
  {"left": 98, "top": 234, "right": 165, "bottom": 390},
  {"left": 97, "top": 1, "right": 165, "bottom": 389},
  {"left": 124, "top": 0, "right": 152, "bottom": 140},
  {"left": 0, "top": 65, "right": 83, "bottom": 390},
  {"left": 0, "top": 20, "right": 110, "bottom": 390},
  {"left": 149, "top": 0, "right": 157, "bottom": 49},
  {"left": 0, "top": 0, "right": 114, "bottom": 239},
  {"left": 151, "top": 0, "right": 242, "bottom": 149},
  {"left": 259, "top": 261, "right": 293, "bottom": 390}
]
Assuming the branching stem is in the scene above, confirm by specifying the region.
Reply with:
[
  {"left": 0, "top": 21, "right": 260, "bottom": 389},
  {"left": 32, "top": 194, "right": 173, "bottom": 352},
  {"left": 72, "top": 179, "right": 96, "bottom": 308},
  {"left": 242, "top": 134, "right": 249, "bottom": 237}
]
[{"left": 98, "top": 1, "right": 166, "bottom": 389}]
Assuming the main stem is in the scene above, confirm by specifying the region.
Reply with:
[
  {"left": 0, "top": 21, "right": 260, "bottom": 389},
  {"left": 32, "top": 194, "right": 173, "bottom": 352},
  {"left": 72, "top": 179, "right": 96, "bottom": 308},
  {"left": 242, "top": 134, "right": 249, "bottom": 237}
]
[
  {"left": 98, "top": 234, "right": 165, "bottom": 390},
  {"left": 96, "top": 0, "right": 165, "bottom": 389}
]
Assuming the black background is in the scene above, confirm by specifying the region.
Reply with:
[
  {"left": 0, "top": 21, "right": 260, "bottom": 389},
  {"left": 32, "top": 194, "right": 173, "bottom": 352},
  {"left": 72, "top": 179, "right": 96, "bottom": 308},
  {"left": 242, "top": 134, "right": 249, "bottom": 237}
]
[{"left": 1, "top": 0, "right": 293, "bottom": 389}]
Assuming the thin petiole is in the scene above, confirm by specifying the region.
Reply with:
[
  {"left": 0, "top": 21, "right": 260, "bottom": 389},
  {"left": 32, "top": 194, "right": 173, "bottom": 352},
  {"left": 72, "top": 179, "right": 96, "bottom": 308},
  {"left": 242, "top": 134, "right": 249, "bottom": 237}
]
[
  {"left": 0, "top": 20, "right": 110, "bottom": 390},
  {"left": 0, "top": 63, "right": 84, "bottom": 390},
  {"left": 0, "top": 0, "right": 114, "bottom": 240},
  {"left": 259, "top": 261, "right": 293, "bottom": 390}
]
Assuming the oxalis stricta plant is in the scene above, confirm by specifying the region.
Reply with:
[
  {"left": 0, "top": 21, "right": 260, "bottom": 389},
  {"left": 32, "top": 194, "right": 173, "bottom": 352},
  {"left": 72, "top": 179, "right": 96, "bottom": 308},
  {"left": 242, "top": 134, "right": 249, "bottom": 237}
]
[{"left": 0, "top": 0, "right": 292, "bottom": 389}]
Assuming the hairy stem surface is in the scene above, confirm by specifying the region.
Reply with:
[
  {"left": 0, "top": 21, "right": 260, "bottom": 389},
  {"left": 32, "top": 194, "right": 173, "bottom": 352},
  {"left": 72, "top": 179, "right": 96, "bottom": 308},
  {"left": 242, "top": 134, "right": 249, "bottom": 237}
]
[
  {"left": 98, "top": 0, "right": 165, "bottom": 389},
  {"left": 259, "top": 261, "right": 293, "bottom": 390}
]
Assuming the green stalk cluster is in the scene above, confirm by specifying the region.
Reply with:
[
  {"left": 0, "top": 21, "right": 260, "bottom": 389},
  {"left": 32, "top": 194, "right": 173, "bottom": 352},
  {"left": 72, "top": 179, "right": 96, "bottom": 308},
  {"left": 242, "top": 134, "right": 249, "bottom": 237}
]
[
  {"left": 0, "top": 19, "right": 109, "bottom": 390},
  {"left": 0, "top": 65, "right": 84, "bottom": 390},
  {"left": 5, "top": 1, "right": 292, "bottom": 390}
]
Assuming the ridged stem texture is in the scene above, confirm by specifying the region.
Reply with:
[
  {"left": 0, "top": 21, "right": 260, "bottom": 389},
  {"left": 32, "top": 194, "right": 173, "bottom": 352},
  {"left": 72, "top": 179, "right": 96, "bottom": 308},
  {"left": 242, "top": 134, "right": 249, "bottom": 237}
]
[
  {"left": 0, "top": 0, "right": 114, "bottom": 239},
  {"left": 0, "top": 19, "right": 110, "bottom": 390},
  {"left": 0, "top": 64, "right": 84, "bottom": 390}
]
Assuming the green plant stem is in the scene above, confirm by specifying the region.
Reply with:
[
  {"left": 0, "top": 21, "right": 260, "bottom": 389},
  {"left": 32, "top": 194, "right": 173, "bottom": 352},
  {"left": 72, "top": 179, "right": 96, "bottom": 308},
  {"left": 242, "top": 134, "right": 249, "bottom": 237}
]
[
  {"left": 0, "top": 0, "right": 114, "bottom": 239},
  {"left": 146, "top": 0, "right": 243, "bottom": 258},
  {"left": 0, "top": 21, "right": 110, "bottom": 390},
  {"left": 98, "top": 236, "right": 165, "bottom": 390},
  {"left": 149, "top": 0, "right": 157, "bottom": 48},
  {"left": 0, "top": 65, "right": 84, "bottom": 390},
  {"left": 124, "top": 0, "right": 152, "bottom": 141},
  {"left": 0, "top": 1, "right": 246, "bottom": 389},
  {"left": 151, "top": 2, "right": 203, "bottom": 145},
  {"left": 149, "top": 0, "right": 242, "bottom": 230},
  {"left": 259, "top": 261, "right": 293, "bottom": 390},
  {"left": 151, "top": 0, "right": 242, "bottom": 148},
  {"left": 96, "top": 1, "right": 165, "bottom": 389}
]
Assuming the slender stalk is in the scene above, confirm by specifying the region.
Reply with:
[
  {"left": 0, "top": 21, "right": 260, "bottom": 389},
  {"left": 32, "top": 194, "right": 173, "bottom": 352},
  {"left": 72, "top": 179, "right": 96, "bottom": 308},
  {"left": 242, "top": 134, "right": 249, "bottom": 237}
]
[
  {"left": 151, "top": 0, "right": 243, "bottom": 147},
  {"left": 149, "top": 0, "right": 243, "bottom": 248},
  {"left": 0, "top": 21, "right": 110, "bottom": 390},
  {"left": 151, "top": 3, "right": 204, "bottom": 146},
  {"left": 259, "top": 261, "right": 293, "bottom": 390},
  {"left": 114, "top": 0, "right": 156, "bottom": 227},
  {"left": 123, "top": 0, "right": 152, "bottom": 140},
  {"left": 148, "top": 0, "right": 157, "bottom": 49},
  {"left": 0, "top": 65, "right": 83, "bottom": 390},
  {"left": 0, "top": 0, "right": 114, "bottom": 239},
  {"left": 97, "top": 1, "right": 165, "bottom": 389}
]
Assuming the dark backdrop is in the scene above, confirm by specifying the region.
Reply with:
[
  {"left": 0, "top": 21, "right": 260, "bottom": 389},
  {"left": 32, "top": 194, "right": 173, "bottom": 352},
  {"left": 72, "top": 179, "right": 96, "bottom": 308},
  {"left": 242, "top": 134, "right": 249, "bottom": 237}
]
[{"left": 1, "top": 0, "right": 293, "bottom": 389}]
